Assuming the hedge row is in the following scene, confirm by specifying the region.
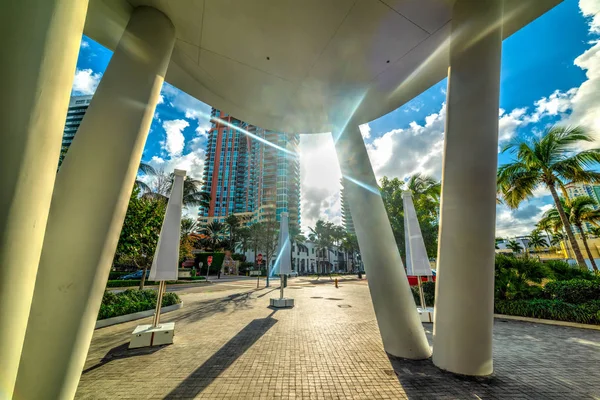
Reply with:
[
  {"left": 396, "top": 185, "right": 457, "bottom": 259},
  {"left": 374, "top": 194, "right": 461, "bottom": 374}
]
[
  {"left": 98, "top": 289, "right": 180, "bottom": 320},
  {"left": 495, "top": 299, "right": 600, "bottom": 325},
  {"left": 543, "top": 279, "right": 600, "bottom": 303},
  {"left": 105, "top": 277, "right": 205, "bottom": 288}
]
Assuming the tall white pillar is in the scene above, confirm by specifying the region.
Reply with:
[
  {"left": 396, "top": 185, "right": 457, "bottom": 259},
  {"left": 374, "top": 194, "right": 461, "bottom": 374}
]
[
  {"left": 334, "top": 124, "right": 431, "bottom": 359},
  {"left": 433, "top": 0, "right": 503, "bottom": 376},
  {"left": 14, "top": 7, "right": 175, "bottom": 399},
  {"left": 0, "top": 1, "right": 88, "bottom": 397}
]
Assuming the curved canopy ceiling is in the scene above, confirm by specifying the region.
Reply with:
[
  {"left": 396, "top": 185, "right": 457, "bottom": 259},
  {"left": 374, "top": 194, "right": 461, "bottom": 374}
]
[{"left": 85, "top": 0, "right": 561, "bottom": 133}]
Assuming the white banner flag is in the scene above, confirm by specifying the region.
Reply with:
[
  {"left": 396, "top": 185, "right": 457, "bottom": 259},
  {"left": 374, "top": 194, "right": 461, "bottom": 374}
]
[
  {"left": 150, "top": 169, "right": 186, "bottom": 281},
  {"left": 403, "top": 191, "right": 432, "bottom": 277}
]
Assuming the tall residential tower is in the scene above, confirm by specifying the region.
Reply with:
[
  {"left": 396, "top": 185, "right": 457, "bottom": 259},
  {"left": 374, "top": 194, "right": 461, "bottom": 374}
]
[{"left": 199, "top": 109, "right": 300, "bottom": 228}]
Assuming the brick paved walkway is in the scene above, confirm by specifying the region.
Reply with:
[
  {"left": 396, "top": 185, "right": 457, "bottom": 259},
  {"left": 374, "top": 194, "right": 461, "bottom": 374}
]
[{"left": 76, "top": 277, "right": 600, "bottom": 399}]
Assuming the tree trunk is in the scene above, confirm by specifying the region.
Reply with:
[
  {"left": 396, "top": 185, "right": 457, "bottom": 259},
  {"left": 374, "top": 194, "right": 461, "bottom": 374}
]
[
  {"left": 578, "top": 224, "right": 598, "bottom": 271},
  {"left": 548, "top": 184, "right": 586, "bottom": 268},
  {"left": 139, "top": 265, "right": 148, "bottom": 290}
]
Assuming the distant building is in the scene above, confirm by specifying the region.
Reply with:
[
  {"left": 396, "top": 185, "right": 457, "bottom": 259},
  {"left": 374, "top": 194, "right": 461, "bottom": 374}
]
[
  {"left": 62, "top": 95, "right": 93, "bottom": 150},
  {"left": 564, "top": 182, "right": 600, "bottom": 232},
  {"left": 340, "top": 178, "right": 355, "bottom": 235},
  {"left": 199, "top": 108, "right": 300, "bottom": 229},
  {"left": 244, "top": 240, "right": 358, "bottom": 274}
]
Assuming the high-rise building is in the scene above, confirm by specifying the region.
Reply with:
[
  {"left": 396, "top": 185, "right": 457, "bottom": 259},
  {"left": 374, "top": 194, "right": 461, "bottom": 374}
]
[
  {"left": 199, "top": 108, "right": 300, "bottom": 229},
  {"left": 340, "top": 178, "right": 355, "bottom": 235},
  {"left": 564, "top": 182, "right": 600, "bottom": 232},
  {"left": 62, "top": 95, "right": 93, "bottom": 150}
]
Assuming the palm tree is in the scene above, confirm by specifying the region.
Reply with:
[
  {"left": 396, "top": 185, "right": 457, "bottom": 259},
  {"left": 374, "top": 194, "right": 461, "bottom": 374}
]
[
  {"left": 497, "top": 126, "right": 600, "bottom": 268},
  {"left": 528, "top": 229, "right": 548, "bottom": 252},
  {"left": 180, "top": 176, "right": 210, "bottom": 208},
  {"left": 309, "top": 220, "right": 333, "bottom": 274},
  {"left": 224, "top": 214, "right": 240, "bottom": 250},
  {"left": 144, "top": 171, "right": 210, "bottom": 208},
  {"left": 537, "top": 214, "right": 558, "bottom": 243},
  {"left": 550, "top": 232, "right": 565, "bottom": 247},
  {"left": 590, "top": 226, "right": 600, "bottom": 238},
  {"left": 506, "top": 239, "right": 524, "bottom": 254},
  {"left": 238, "top": 227, "right": 251, "bottom": 254},
  {"left": 406, "top": 173, "right": 441, "bottom": 219},
  {"left": 289, "top": 224, "right": 306, "bottom": 271},
  {"left": 544, "top": 197, "right": 600, "bottom": 271},
  {"left": 569, "top": 197, "right": 600, "bottom": 271},
  {"left": 200, "top": 221, "right": 225, "bottom": 251},
  {"left": 180, "top": 217, "right": 198, "bottom": 238},
  {"left": 134, "top": 162, "right": 157, "bottom": 194}
]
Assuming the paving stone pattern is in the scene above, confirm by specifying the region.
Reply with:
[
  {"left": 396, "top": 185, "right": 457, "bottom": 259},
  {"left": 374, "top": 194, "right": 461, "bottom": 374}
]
[{"left": 76, "top": 278, "right": 600, "bottom": 399}]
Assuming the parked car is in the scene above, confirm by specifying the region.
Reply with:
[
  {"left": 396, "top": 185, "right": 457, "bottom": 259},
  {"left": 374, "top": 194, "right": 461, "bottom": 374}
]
[
  {"left": 118, "top": 270, "right": 150, "bottom": 280},
  {"left": 288, "top": 271, "right": 298, "bottom": 278}
]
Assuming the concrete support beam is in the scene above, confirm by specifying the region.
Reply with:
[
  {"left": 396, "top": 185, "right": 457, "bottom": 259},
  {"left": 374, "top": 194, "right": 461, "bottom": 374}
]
[
  {"left": 433, "top": 0, "right": 503, "bottom": 376},
  {"left": 334, "top": 124, "right": 431, "bottom": 360},
  {"left": 0, "top": 1, "right": 88, "bottom": 397},
  {"left": 15, "top": 7, "right": 175, "bottom": 399}
]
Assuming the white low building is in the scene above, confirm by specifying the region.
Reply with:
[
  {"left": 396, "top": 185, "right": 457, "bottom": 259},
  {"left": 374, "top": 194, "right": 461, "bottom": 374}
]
[{"left": 243, "top": 240, "right": 359, "bottom": 274}]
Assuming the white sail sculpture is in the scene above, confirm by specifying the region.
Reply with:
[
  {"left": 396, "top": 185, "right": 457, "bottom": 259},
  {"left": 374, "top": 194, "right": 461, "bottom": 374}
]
[
  {"left": 270, "top": 212, "right": 294, "bottom": 308},
  {"left": 402, "top": 190, "right": 434, "bottom": 322},
  {"left": 130, "top": 169, "right": 186, "bottom": 348}
]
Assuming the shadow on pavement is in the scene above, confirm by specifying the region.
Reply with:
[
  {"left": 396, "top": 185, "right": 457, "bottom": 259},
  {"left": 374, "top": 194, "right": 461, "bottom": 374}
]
[
  {"left": 164, "top": 310, "right": 278, "bottom": 399},
  {"left": 82, "top": 343, "right": 165, "bottom": 375},
  {"left": 169, "top": 289, "right": 257, "bottom": 325}
]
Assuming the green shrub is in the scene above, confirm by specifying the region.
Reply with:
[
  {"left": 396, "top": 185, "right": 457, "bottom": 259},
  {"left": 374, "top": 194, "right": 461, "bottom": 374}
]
[
  {"left": 495, "top": 299, "right": 600, "bottom": 324},
  {"left": 411, "top": 281, "right": 435, "bottom": 306},
  {"left": 544, "top": 260, "right": 598, "bottom": 281},
  {"left": 98, "top": 289, "right": 180, "bottom": 320},
  {"left": 544, "top": 279, "right": 600, "bottom": 303},
  {"left": 495, "top": 255, "right": 552, "bottom": 300}
]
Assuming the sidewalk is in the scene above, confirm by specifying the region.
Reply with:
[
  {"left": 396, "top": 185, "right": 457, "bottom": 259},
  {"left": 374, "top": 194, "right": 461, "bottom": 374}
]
[{"left": 78, "top": 279, "right": 600, "bottom": 399}]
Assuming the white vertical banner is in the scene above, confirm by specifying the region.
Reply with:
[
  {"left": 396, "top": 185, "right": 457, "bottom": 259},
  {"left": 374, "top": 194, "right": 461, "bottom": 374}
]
[
  {"left": 150, "top": 169, "right": 186, "bottom": 281},
  {"left": 274, "top": 212, "right": 292, "bottom": 275},
  {"left": 403, "top": 191, "right": 432, "bottom": 277}
]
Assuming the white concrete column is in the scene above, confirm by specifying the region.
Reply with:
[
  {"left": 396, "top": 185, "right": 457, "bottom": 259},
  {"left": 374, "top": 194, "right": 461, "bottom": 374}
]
[
  {"left": 15, "top": 7, "right": 175, "bottom": 400},
  {"left": 432, "top": 0, "right": 503, "bottom": 376},
  {"left": 0, "top": 1, "right": 88, "bottom": 397},
  {"left": 334, "top": 124, "right": 431, "bottom": 359}
]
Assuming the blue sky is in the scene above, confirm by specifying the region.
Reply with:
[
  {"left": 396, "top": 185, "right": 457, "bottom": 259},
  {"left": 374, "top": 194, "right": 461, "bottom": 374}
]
[{"left": 72, "top": 0, "right": 600, "bottom": 236}]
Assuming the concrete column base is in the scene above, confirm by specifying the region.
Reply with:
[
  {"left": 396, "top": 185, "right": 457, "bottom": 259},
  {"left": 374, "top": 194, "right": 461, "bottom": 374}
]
[
  {"left": 130, "top": 322, "right": 175, "bottom": 349},
  {"left": 270, "top": 298, "right": 295, "bottom": 308}
]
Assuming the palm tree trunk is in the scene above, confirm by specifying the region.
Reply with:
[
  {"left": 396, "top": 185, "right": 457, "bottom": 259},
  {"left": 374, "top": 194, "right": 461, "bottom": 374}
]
[
  {"left": 548, "top": 185, "right": 586, "bottom": 268},
  {"left": 578, "top": 225, "right": 598, "bottom": 271}
]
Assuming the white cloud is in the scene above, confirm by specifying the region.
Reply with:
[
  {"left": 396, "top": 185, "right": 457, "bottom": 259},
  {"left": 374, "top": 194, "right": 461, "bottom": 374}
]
[
  {"left": 162, "top": 119, "right": 188, "bottom": 157},
  {"left": 72, "top": 68, "right": 102, "bottom": 95},
  {"left": 161, "top": 83, "right": 212, "bottom": 138},
  {"left": 580, "top": 0, "right": 600, "bottom": 34},
  {"left": 495, "top": 202, "right": 554, "bottom": 237},
  {"left": 498, "top": 107, "right": 529, "bottom": 142},
  {"left": 359, "top": 123, "right": 371, "bottom": 139},
  {"left": 367, "top": 104, "right": 446, "bottom": 181},
  {"left": 299, "top": 133, "right": 342, "bottom": 232}
]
